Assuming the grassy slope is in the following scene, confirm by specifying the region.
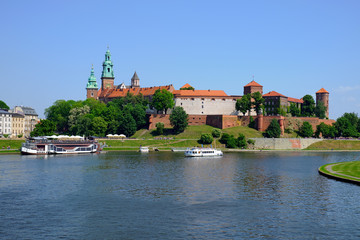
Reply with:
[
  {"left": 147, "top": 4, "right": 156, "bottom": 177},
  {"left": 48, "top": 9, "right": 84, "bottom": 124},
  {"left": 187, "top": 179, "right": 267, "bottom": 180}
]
[
  {"left": 306, "top": 140, "right": 360, "bottom": 150},
  {"left": 0, "top": 139, "right": 25, "bottom": 150},
  {"left": 319, "top": 161, "right": 360, "bottom": 182}
]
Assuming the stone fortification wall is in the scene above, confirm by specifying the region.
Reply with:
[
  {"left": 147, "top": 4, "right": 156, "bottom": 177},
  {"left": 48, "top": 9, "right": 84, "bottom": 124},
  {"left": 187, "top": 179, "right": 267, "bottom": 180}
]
[
  {"left": 149, "top": 114, "right": 208, "bottom": 129},
  {"left": 251, "top": 138, "right": 323, "bottom": 150}
]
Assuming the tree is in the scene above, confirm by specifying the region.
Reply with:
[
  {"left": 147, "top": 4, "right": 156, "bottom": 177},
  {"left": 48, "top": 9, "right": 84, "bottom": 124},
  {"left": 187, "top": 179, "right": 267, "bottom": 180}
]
[
  {"left": 315, "top": 122, "right": 335, "bottom": 138},
  {"left": 334, "top": 116, "right": 358, "bottom": 137},
  {"left": 236, "top": 133, "right": 247, "bottom": 148},
  {"left": 212, "top": 129, "right": 221, "bottom": 138},
  {"left": 289, "top": 103, "right": 301, "bottom": 117},
  {"left": 68, "top": 105, "right": 91, "bottom": 135},
  {"left": 236, "top": 94, "right": 251, "bottom": 116},
  {"left": 199, "top": 133, "right": 213, "bottom": 144},
  {"left": 0, "top": 100, "right": 9, "bottom": 110},
  {"left": 45, "top": 100, "right": 76, "bottom": 133},
  {"left": 118, "top": 113, "right": 137, "bottom": 137},
  {"left": 156, "top": 122, "right": 164, "bottom": 135},
  {"left": 151, "top": 89, "right": 174, "bottom": 114},
  {"left": 252, "top": 91, "right": 264, "bottom": 115},
  {"left": 180, "top": 86, "right": 194, "bottom": 90},
  {"left": 265, "top": 119, "right": 281, "bottom": 138},
  {"left": 170, "top": 106, "right": 188, "bottom": 133},
  {"left": 299, "top": 121, "right": 314, "bottom": 138},
  {"left": 30, "top": 119, "right": 56, "bottom": 137},
  {"left": 314, "top": 101, "right": 326, "bottom": 119},
  {"left": 91, "top": 116, "right": 108, "bottom": 137},
  {"left": 301, "top": 95, "right": 315, "bottom": 117}
]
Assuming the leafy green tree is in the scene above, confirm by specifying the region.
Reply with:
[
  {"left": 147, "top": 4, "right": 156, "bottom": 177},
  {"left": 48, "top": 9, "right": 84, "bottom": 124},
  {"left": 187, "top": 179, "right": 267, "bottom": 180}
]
[
  {"left": 342, "top": 112, "right": 359, "bottom": 127},
  {"left": 68, "top": 105, "right": 91, "bottom": 135},
  {"left": 45, "top": 100, "right": 76, "bottom": 133},
  {"left": 226, "top": 135, "right": 237, "bottom": 148},
  {"left": 219, "top": 133, "right": 231, "bottom": 144},
  {"left": 0, "top": 100, "right": 9, "bottom": 110},
  {"left": 170, "top": 106, "right": 188, "bottom": 133},
  {"left": 236, "top": 133, "right": 247, "bottom": 148},
  {"left": 252, "top": 92, "right": 264, "bottom": 115},
  {"left": 265, "top": 119, "right": 281, "bottom": 138},
  {"left": 301, "top": 95, "right": 315, "bottom": 117},
  {"left": 334, "top": 116, "right": 358, "bottom": 137},
  {"left": 180, "top": 86, "right": 194, "bottom": 90},
  {"left": 30, "top": 119, "right": 56, "bottom": 137},
  {"left": 299, "top": 121, "right": 314, "bottom": 138},
  {"left": 314, "top": 101, "right": 326, "bottom": 119},
  {"left": 125, "top": 104, "right": 147, "bottom": 130},
  {"left": 236, "top": 94, "right": 251, "bottom": 116},
  {"left": 91, "top": 116, "right": 108, "bottom": 137},
  {"left": 155, "top": 122, "right": 164, "bottom": 135},
  {"left": 289, "top": 103, "right": 301, "bottom": 117},
  {"left": 248, "top": 116, "right": 256, "bottom": 129},
  {"left": 151, "top": 89, "right": 174, "bottom": 114},
  {"left": 211, "top": 129, "right": 221, "bottom": 138},
  {"left": 315, "top": 122, "right": 336, "bottom": 138},
  {"left": 76, "top": 114, "right": 94, "bottom": 136},
  {"left": 118, "top": 113, "right": 137, "bottom": 137},
  {"left": 199, "top": 133, "right": 213, "bottom": 144}
]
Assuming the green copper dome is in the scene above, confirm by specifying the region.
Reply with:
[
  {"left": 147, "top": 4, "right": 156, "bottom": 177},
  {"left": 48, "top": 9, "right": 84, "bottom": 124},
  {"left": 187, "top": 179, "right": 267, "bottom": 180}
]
[
  {"left": 102, "top": 48, "right": 114, "bottom": 78},
  {"left": 86, "top": 66, "right": 98, "bottom": 89}
]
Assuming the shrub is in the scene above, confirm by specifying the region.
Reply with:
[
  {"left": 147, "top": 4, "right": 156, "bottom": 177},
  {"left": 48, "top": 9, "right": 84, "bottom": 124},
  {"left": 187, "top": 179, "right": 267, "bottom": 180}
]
[
  {"left": 226, "top": 136, "right": 237, "bottom": 148},
  {"left": 236, "top": 133, "right": 247, "bottom": 148},
  {"left": 299, "top": 121, "right": 314, "bottom": 138},
  {"left": 247, "top": 139, "right": 255, "bottom": 145},
  {"left": 212, "top": 129, "right": 221, "bottom": 138},
  {"left": 3, "top": 134, "right": 9, "bottom": 138},
  {"left": 155, "top": 122, "right": 164, "bottom": 135},
  {"left": 220, "top": 133, "right": 231, "bottom": 144},
  {"left": 199, "top": 133, "right": 213, "bottom": 144},
  {"left": 17, "top": 134, "right": 23, "bottom": 138},
  {"left": 265, "top": 119, "right": 281, "bottom": 138},
  {"left": 248, "top": 116, "right": 255, "bottom": 129}
]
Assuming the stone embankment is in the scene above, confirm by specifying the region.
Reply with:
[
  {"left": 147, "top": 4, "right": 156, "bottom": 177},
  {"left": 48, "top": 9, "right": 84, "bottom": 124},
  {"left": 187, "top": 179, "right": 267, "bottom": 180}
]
[{"left": 250, "top": 138, "right": 322, "bottom": 150}]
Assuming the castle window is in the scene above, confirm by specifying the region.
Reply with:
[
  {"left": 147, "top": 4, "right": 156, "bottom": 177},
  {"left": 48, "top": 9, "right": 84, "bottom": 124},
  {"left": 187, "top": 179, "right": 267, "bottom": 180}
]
[
  {"left": 222, "top": 99, "right": 225, "bottom": 101},
  {"left": 211, "top": 98, "right": 215, "bottom": 101},
  {"left": 201, "top": 98, "right": 204, "bottom": 100},
  {"left": 107, "top": 68, "right": 110, "bottom": 72},
  {"left": 202, "top": 105, "right": 204, "bottom": 108},
  {"left": 191, "top": 98, "right": 194, "bottom": 101},
  {"left": 91, "top": 92, "right": 94, "bottom": 97}
]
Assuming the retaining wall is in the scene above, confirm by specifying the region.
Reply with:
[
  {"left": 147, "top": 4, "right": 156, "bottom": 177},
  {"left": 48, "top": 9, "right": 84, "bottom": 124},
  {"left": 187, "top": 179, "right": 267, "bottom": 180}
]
[{"left": 250, "top": 138, "right": 323, "bottom": 150}]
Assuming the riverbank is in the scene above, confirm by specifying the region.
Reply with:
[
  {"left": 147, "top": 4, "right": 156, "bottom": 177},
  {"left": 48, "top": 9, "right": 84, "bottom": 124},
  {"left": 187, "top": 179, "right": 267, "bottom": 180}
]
[{"left": 319, "top": 161, "right": 360, "bottom": 185}]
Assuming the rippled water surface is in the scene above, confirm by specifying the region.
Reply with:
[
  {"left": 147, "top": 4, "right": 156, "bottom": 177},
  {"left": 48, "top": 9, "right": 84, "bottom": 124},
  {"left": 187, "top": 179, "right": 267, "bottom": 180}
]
[{"left": 1, "top": 151, "right": 360, "bottom": 239}]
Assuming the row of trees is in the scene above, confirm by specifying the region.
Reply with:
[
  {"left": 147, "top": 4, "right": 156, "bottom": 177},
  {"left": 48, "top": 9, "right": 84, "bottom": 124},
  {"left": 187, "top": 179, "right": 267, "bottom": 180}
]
[
  {"left": 236, "top": 93, "right": 326, "bottom": 119},
  {"left": 32, "top": 89, "right": 189, "bottom": 137},
  {"left": 264, "top": 112, "right": 360, "bottom": 138}
]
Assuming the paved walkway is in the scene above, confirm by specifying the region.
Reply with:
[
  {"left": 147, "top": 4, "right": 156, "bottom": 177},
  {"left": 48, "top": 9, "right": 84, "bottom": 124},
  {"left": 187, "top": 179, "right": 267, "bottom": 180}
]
[{"left": 324, "top": 163, "right": 360, "bottom": 181}]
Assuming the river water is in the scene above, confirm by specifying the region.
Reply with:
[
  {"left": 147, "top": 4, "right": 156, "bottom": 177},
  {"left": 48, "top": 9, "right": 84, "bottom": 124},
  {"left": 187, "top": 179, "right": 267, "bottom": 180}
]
[{"left": 0, "top": 151, "right": 359, "bottom": 239}]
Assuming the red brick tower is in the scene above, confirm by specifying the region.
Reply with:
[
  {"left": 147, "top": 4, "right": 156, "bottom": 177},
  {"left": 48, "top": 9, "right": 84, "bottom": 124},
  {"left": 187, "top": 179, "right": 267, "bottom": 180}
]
[
  {"left": 244, "top": 80, "right": 263, "bottom": 95},
  {"left": 316, "top": 88, "right": 329, "bottom": 118}
]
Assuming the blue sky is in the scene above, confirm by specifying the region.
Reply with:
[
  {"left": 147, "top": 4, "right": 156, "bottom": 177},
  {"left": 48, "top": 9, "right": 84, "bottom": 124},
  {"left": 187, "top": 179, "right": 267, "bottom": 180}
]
[{"left": 1, "top": 0, "right": 359, "bottom": 119}]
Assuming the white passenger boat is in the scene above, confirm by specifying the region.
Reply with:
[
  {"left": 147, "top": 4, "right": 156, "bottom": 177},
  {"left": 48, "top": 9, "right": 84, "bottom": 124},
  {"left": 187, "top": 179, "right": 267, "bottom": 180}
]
[
  {"left": 184, "top": 147, "right": 223, "bottom": 157},
  {"left": 21, "top": 137, "right": 99, "bottom": 155},
  {"left": 139, "top": 146, "right": 149, "bottom": 153}
]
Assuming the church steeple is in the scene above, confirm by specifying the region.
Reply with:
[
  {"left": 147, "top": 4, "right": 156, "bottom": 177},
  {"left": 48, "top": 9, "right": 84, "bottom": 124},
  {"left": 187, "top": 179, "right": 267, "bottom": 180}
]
[
  {"left": 131, "top": 71, "right": 140, "bottom": 88},
  {"left": 101, "top": 48, "right": 115, "bottom": 90},
  {"left": 86, "top": 65, "right": 98, "bottom": 99}
]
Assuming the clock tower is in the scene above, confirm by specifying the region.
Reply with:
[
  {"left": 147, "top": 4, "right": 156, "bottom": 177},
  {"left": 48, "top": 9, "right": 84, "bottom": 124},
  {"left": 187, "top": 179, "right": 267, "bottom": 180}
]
[{"left": 101, "top": 48, "right": 115, "bottom": 90}]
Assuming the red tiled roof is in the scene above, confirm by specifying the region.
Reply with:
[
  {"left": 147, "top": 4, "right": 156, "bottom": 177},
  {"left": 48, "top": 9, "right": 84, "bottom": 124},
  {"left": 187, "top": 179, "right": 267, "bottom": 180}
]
[
  {"left": 180, "top": 83, "right": 193, "bottom": 89},
  {"left": 244, "top": 80, "right": 262, "bottom": 87},
  {"left": 316, "top": 88, "right": 329, "bottom": 94},
  {"left": 262, "top": 91, "right": 287, "bottom": 97},
  {"left": 173, "top": 89, "right": 228, "bottom": 97},
  {"left": 98, "top": 85, "right": 174, "bottom": 98},
  {"left": 288, "top": 97, "right": 303, "bottom": 103}
]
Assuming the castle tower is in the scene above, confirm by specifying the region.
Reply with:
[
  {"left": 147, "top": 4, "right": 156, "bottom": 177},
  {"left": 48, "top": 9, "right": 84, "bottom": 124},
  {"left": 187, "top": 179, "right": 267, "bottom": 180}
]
[
  {"left": 244, "top": 80, "right": 263, "bottom": 95},
  {"left": 86, "top": 65, "right": 98, "bottom": 99},
  {"left": 316, "top": 88, "right": 329, "bottom": 118},
  {"left": 101, "top": 48, "right": 115, "bottom": 90},
  {"left": 131, "top": 71, "right": 140, "bottom": 88}
]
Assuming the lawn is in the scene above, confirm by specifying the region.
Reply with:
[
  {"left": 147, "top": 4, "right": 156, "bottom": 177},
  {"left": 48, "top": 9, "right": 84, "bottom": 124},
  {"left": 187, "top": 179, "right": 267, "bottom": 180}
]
[
  {"left": 319, "top": 161, "right": 360, "bottom": 182},
  {"left": 0, "top": 139, "right": 25, "bottom": 150},
  {"left": 306, "top": 140, "right": 360, "bottom": 150}
]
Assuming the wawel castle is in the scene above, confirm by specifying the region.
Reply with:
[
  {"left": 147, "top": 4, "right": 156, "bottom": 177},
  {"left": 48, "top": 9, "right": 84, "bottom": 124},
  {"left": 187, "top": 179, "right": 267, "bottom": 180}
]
[{"left": 86, "top": 49, "right": 330, "bottom": 130}]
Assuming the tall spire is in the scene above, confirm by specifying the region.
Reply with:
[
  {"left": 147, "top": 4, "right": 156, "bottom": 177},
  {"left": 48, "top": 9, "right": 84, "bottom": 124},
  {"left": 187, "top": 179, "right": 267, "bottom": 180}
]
[
  {"left": 86, "top": 65, "right": 98, "bottom": 89},
  {"left": 131, "top": 71, "right": 140, "bottom": 88},
  {"left": 102, "top": 48, "right": 114, "bottom": 78}
]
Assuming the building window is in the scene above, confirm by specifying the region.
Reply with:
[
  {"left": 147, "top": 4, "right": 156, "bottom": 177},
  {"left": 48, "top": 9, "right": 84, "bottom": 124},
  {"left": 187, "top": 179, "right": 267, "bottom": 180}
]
[
  {"left": 202, "top": 105, "right": 204, "bottom": 108},
  {"left": 222, "top": 99, "right": 225, "bottom": 101},
  {"left": 180, "top": 103, "right": 182, "bottom": 106},
  {"left": 91, "top": 92, "right": 94, "bottom": 97},
  {"left": 107, "top": 68, "right": 110, "bottom": 72},
  {"left": 201, "top": 98, "right": 204, "bottom": 100},
  {"left": 211, "top": 98, "right": 215, "bottom": 101}
]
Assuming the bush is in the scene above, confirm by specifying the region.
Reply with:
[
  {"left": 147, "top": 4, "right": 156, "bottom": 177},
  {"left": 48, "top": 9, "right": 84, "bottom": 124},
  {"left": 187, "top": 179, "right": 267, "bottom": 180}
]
[
  {"left": 3, "top": 134, "right": 9, "bottom": 138},
  {"left": 226, "top": 136, "right": 237, "bottom": 148},
  {"left": 199, "top": 133, "right": 213, "bottom": 144},
  {"left": 299, "top": 121, "right": 314, "bottom": 138},
  {"left": 265, "top": 119, "right": 281, "bottom": 138},
  {"left": 17, "top": 134, "right": 23, "bottom": 138},
  {"left": 247, "top": 139, "right": 255, "bottom": 145},
  {"left": 155, "top": 122, "right": 164, "bottom": 135},
  {"left": 236, "top": 133, "right": 247, "bottom": 148},
  {"left": 212, "top": 129, "right": 221, "bottom": 138},
  {"left": 170, "top": 106, "right": 188, "bottom": 134},
  {"left": 220, "top": 133, "right": 231, "bottom": 144},
  {"left": 248, "top": 116, "right": 255, "bottom": 129}
]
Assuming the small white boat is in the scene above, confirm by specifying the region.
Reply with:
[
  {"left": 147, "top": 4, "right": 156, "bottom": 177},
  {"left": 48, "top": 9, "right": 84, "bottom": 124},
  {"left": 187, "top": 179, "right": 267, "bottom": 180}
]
[
  {"left": 139, "top": 146, "right": 149, "bottom": 153},
  {"left": 184, "top": 147, "right": 223, "bottom": 157}
]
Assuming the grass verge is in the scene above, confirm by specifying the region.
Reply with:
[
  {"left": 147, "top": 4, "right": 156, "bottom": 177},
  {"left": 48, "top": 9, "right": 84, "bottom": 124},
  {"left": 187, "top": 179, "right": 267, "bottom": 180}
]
[
  {"left": 307, "top": 140, "right": 360, "bottom": 150},
  {"left": 319, "top": 161, "right": 360, "bottom": 183}
]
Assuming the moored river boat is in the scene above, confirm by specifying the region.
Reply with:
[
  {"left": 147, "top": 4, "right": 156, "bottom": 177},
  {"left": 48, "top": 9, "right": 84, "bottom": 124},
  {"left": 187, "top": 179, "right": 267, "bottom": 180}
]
[{"left": 184, "top": 147, "right": 223, "bottom": 157}]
